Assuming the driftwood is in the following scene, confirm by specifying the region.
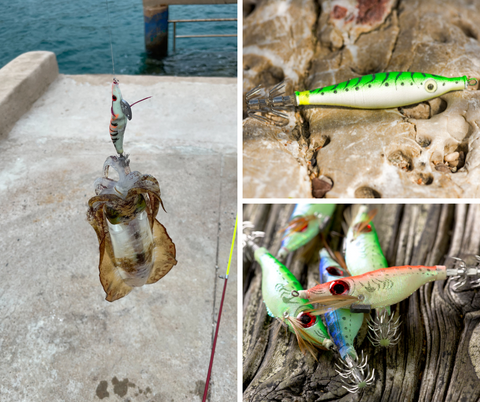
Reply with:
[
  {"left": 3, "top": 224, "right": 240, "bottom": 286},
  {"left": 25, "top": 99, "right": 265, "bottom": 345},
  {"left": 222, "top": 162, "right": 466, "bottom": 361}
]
[{"left": 243, "top": 204, "right": 480, "bottom": 402}]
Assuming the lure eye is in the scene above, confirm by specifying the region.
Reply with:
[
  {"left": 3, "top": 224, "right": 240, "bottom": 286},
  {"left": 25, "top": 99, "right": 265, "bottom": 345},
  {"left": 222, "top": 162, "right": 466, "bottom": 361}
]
[
  {"left": 296, "top": 312, "right": 316, "bottom": 328},
  {"left": 424, "top": 79, "right": 437, "bottom": 93},
  {"left": 299, "top": 223, "right": 309, "bottom": 232},
  {"left": 364, "top": 224, "right": 372, "bottom": 233},
  {"left": 112, "top": 95, "right": 117, "bottom": 101},
  {"left": 329, "top": 280, "right": 350, "bottom": 295},
  {"left": 326, "top": 266, "right": 344, "bottom": 276}
]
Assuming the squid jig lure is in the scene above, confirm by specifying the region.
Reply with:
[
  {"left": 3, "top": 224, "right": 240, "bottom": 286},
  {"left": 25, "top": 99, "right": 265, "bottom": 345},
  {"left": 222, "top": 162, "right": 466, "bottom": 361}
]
[
  {"left": 277, "top": 204, "right": 336, "bottom": 259},
  {"left": 246, "top": 72, "right": 478, "bottom": 125},
  {"left": 292, "top": 258, "right": 480, "bottom": 314},
  {"left": 344, "top": 205, "right": 400, "bottom": 348},
  {"left": 109, "top": 78, "right": 151, "bottom": 155},
  {"left": 243, "top": 222, "right": 334, "bottom": 358},
  {"left": 318, "top": 249, "right": 375, "bottom": 393}
]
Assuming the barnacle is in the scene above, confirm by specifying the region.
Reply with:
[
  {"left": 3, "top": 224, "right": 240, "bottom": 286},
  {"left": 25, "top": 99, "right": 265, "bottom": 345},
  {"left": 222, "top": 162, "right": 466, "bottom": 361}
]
[{"left": 87, "top": 155, "right": 177, "bottom": 302}]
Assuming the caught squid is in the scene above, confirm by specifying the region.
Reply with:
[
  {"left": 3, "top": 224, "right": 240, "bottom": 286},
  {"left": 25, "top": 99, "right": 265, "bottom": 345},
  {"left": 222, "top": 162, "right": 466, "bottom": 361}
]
[
  {"left": 87, "top": 155, "right": 177, "bottom": 302},
  {"left": 277, "top": 203, "right": 336, "bottom": 259},
  {"left": 243, "top": 222, "right": 334, "bottom": 358},
  {"left": 246, "top": 72, "right": 478, "bottom": 125}
]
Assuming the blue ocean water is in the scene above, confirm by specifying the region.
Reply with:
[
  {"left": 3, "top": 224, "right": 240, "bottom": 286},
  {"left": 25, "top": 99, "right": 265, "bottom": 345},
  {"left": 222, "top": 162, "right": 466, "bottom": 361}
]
[{"left": 0, "top": 1, "right": 237, "bottom": 77}]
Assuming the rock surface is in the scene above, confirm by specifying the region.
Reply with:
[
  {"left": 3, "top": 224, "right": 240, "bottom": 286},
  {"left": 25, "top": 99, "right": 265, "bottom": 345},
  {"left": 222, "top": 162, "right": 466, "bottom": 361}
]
[{"left": 243, "top": 0, "right": 480, "bottom": 198}]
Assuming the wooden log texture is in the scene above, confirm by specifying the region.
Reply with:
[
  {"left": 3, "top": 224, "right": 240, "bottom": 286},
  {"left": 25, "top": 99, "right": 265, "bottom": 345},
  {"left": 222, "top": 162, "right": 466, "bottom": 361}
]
[{"left": 243, "top": 204, "right": 480, "bottom": 402}]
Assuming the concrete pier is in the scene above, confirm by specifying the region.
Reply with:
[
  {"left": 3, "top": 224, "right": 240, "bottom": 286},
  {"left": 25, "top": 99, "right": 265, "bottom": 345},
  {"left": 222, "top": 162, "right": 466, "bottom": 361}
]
[{"left": 0, "top": 52, "right": 237, "bottom": 401}]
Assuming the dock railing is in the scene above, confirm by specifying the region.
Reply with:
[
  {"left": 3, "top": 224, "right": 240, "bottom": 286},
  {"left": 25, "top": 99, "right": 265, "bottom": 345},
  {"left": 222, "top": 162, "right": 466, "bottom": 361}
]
[{"left": 169, "top": 18, "right": 237, "bottom": 51}]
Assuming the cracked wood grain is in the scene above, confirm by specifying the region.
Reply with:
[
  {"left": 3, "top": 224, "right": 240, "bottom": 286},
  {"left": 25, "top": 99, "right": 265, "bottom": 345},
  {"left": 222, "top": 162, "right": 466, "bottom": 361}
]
[{"left": 243, "top": 204, "right": 480, "bottom": 402}]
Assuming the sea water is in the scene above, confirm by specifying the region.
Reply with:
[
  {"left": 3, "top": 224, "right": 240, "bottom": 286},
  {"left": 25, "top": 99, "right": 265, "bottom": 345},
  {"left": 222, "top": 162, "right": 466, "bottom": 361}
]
[{"left": 0, "top": 1, "right": 237, "bottom": 77}]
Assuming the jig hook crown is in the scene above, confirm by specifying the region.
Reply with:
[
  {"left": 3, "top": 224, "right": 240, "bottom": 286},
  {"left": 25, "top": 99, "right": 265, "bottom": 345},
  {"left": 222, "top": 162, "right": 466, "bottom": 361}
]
[
  {"left": 242, "top": 221, "right": 265, "bottom": 260},
  {"left": 367, "top": 309, "right": 401, "bottom": 348},
  {"left": 335, "top": 351, "right": 375, "bottom": 394},
  {"left": 245, "top": 81, "right": 295, "bottom": 126}
]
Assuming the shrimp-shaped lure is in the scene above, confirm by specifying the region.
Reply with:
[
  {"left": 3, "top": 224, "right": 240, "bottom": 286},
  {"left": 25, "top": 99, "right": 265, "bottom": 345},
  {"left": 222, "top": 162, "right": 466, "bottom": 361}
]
[
  {"left": 246, "top": 72, "right": 478, "bottom": 125},
  {"left": 109, "top": 79, "right": 131, "bottom": 155},
  {"left": 294, "top": 261, "right": 480, "bottom": 313},
  {"left": 344, "top": 206, "right": 399, "bottom": 347},
  {"left": 319, "top": 249, "right": 374, "bottom": 393},
  {"left": 277, "top": 203, "right": 336, "bottom": 259},
  {"left": 243, "top": 223, "right": 334, "bottom": 358},
  {"left": 320, "top": 249, "right": 364, "bottom": 360},
  {"left": 109, "top": 78, "right": 151, "bottom": 155}
]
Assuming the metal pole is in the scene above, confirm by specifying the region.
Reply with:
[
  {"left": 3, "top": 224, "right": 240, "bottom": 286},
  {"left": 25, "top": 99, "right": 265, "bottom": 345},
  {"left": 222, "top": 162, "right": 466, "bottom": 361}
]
[{"left": 173, "top": 22, "right": 176, "bottom": 52}]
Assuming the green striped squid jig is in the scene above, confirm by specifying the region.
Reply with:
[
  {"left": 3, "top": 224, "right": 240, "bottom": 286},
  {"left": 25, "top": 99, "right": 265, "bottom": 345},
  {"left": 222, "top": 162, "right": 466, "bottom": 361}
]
[
  {"left": 243, "top": 222, "right": 334, "bottom": 358},
  {"left": 277, "top": 204, "right": 336, "bottom": 259},
  {"left": 343, "top": 205, "right": 400, "bottom": 348},
  {"left": 318, "top": 249, "right": 374, "bottom": 393},
  {"left": 246, "top": 72, "right": 478, "bottom": 125}
]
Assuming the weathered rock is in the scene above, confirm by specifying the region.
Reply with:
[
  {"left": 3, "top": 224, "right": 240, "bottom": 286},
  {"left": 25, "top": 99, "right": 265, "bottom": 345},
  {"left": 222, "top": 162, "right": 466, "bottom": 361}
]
[
  {"left": 243, "top": 117, "right": 312, "bottom": 198},
  {"left": 243, "top": 0, "right": 480, "bottom": 198},
  {"left": 243, "top": 0, "right": 318, "bottom": 114}
]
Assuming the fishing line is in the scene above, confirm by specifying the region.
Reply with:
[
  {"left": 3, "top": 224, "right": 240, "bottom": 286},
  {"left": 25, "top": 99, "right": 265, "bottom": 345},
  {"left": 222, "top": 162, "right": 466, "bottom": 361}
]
[{"left": 104, "top": 0, "right": 116, "bottom": 77}]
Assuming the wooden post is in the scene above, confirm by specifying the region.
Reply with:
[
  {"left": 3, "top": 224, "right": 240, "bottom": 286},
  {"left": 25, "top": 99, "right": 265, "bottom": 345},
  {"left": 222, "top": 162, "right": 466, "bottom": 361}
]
[{"left": 143, "top": 1, "right": 169, "bottom": 58}]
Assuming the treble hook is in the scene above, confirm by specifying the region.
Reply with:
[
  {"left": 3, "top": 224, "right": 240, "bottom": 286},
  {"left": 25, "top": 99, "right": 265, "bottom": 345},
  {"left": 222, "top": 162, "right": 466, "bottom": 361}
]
[
  {"left": 245, "top": 81, "right": 295, "bottom": 126},
  {"left": 367, "top": 309, "right": 402, "bottom": 348},
  {"left": 335, "top": 351, "right": 375, "bottom": 393}
]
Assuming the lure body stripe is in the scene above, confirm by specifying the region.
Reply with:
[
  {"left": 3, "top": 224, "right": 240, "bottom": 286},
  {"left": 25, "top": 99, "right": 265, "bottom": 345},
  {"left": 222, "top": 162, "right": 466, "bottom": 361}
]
[
  {"left": 319, "top": 249, "right": 363, "bottom": 360},
  {"left": 254, "top": 247, "right": 332, "bottom": 346},
  {"left": 278, "top": 204, "right": 336, "bottom": 258},
  {"left": 295, "top": 72, "right": 467, "bottom": 108},
  {"left": 304, "top": 265, "right": 447, "bottom": 309},
  {"left": 109, "top": 82, "right": 127, "bottom": 154}
]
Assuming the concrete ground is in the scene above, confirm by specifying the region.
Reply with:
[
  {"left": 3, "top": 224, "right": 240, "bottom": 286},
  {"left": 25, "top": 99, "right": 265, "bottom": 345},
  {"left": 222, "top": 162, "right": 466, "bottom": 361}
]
[{"left": 0, "top": 52, "right": 237, "bottom": 401}]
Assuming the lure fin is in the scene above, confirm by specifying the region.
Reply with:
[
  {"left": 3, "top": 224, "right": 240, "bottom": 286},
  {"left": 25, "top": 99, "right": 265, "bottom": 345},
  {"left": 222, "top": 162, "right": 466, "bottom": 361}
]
[
  {"left": 98, "top": 237, "right": 134, "bottom": 302},
  {"left": 146, "top": 219, "right": 177, "bottom": 284},
  {"left": 320, "top": 233, "right": 349, "bottom": 274},
  {"left": 121, "top": 99, "right": 132, "bottom": 120},
  {"left": 307, "top": 295, "right": 359, "bottom": 315},
  {"left": 352, "top": 209, "right": 377, "bottom": 238},
  {"left": 343, "top": 204, "right": 361, "bottom": 230},
  {"left": 279, "top": 215, "right": 317, "bottom": 238}
]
